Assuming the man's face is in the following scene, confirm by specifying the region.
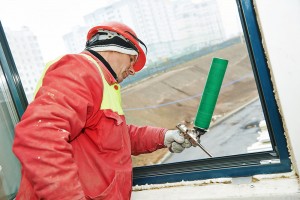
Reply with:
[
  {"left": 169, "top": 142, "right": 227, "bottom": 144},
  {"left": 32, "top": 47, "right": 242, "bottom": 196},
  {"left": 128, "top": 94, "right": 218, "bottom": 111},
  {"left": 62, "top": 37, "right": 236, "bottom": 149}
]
[{"left": 110, "top": 52, "right": 137, "bottom": 83}]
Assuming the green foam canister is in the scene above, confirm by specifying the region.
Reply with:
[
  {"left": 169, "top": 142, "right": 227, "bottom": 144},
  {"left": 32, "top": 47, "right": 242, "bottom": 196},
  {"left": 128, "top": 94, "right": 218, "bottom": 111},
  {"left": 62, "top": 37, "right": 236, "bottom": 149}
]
[{"left": 194, "top": 57, "right": 228, "bottom": 130}]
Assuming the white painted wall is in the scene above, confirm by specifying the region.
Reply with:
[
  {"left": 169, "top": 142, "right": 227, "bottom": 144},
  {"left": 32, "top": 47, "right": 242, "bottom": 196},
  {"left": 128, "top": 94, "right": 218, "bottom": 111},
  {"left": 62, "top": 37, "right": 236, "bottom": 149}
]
[
  {"left": 254, "top": 0, "right": 300, "bottom": 176},
  {"left": 131, "top": 0, "right": 300, "bottom": 199}
]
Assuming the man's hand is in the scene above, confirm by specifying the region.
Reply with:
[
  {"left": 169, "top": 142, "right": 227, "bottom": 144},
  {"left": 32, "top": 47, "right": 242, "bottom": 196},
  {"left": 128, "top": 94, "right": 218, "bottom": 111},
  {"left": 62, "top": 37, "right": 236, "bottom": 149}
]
[{"left": 164, "top": 130, "right": 192, "bottom": 153}]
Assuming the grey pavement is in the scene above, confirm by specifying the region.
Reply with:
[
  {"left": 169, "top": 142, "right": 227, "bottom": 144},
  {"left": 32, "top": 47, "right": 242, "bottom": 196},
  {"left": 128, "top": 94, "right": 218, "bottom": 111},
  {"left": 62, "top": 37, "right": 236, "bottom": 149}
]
[{"left": 163, "top": 98, "right": 268, "bottom": 163}]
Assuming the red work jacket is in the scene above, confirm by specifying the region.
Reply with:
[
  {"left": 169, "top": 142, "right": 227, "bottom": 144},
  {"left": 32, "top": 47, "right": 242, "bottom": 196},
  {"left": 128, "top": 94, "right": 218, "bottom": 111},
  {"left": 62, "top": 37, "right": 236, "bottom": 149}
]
[{"left": 13, "top": 51, "right": 167, "bottom": 200}]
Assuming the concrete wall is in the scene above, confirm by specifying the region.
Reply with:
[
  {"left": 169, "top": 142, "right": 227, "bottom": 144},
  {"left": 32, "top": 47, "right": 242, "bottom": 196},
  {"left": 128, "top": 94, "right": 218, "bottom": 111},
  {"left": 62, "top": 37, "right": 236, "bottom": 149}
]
[{"left": 131, "top": 0, "right": 300, "bottom": 199}]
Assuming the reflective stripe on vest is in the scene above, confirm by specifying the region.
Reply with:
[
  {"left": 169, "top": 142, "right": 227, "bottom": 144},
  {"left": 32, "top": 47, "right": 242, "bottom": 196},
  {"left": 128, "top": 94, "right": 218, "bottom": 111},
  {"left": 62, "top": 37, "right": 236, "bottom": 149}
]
[{"left": 80, "top": 54, "right": 124, "bottom": 115}]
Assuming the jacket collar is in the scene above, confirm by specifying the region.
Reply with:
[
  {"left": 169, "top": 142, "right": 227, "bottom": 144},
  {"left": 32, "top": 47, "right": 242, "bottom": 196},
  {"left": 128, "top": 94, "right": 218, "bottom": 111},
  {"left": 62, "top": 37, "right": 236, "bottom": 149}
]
[{"left": 82, "top": 50, "right": 118, "bottom": 85}]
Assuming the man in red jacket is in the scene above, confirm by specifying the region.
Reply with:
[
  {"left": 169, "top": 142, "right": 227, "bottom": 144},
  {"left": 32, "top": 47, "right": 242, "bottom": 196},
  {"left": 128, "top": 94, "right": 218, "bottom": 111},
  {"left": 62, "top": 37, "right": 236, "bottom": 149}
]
[{"left": 13, "top": 21, "right": 191, "bottom": 200}]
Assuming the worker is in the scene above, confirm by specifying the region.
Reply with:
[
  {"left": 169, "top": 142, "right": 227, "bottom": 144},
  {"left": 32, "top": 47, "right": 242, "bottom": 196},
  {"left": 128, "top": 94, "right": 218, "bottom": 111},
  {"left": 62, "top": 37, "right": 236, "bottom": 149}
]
[{"left": 12, "top": 21, "right": 192, "bottom": 200}]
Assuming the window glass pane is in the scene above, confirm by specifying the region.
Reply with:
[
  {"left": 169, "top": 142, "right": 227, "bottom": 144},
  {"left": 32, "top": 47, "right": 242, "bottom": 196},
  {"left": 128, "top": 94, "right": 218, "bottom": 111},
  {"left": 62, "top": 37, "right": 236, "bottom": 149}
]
[
  {"left": 3, "top": 27, "right": 44, "bottom": 102},
  {"left": 0, "top": 63, "right": 21, "bottom": 198},
  {"left": 120, "top": 0, "right": 273, "bottom": 166},
  {"left": 0, "top": 0, "right": 272, "bottom": 169}
]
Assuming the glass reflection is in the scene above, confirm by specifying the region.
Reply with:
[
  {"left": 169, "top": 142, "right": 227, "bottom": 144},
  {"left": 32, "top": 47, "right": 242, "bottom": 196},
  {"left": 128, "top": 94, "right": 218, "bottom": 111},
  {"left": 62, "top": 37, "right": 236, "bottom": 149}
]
[{"left": 0, "top": 63, "right": 21, "bottom": 198}]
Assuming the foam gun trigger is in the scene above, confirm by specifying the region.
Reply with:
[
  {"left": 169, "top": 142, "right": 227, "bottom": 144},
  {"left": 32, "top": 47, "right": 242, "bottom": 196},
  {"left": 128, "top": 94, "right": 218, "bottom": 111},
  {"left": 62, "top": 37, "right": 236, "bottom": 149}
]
[{"left": 176, "top": 123, "right": 213, "bottom": 157}]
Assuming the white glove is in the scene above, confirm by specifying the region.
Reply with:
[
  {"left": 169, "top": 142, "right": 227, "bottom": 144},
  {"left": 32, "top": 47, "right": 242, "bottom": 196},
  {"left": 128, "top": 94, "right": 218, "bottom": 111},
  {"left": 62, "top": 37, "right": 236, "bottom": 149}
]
[{"left": 164, "top": 130, "right": 192, "bottom": 153}]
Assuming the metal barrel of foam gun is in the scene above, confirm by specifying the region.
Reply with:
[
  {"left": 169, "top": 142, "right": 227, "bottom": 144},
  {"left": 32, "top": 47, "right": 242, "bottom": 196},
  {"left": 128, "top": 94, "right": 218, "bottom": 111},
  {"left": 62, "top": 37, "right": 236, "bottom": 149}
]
[{"left": 176, "top": 57, "right": 228, "bottom": 157}]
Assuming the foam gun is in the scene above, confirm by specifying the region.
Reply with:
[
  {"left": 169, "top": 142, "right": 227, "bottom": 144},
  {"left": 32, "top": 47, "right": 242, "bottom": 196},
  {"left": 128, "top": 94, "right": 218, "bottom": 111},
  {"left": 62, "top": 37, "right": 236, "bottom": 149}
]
[{"left": 176, "top": 58, "right": 228, "bottom": 157}]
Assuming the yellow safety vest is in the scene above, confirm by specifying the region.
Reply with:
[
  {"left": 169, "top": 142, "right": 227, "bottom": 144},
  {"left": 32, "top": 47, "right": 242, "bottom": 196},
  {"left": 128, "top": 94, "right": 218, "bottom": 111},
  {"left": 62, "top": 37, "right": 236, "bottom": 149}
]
[
  {"left": 34, "top": 54, "right": 124, "bottom": 115},
  {"left": 80, "top": 54, "right": 124, "bottom": 115}
]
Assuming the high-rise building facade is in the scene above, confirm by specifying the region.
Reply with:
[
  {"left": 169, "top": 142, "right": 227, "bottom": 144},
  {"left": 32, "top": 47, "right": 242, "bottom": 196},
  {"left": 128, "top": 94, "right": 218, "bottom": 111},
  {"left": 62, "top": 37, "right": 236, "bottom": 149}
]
[
  {"left": 172, "top": 0, "right": 225, "bottom": 51},
  {"left": 63, "top": 25, "right": 90, "bottom": 54},
  {"left": 5, "top": 26, "right": 45, "bottom": 102},
  {"left": 63, "top": 0, "right": 226, "bottom": 64}
]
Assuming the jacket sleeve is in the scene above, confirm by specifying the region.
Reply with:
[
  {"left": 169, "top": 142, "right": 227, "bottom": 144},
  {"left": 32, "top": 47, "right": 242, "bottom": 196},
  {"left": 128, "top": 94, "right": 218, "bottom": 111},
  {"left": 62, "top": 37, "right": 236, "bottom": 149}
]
[
  {"left": 128, "top": 125, "right": 167, "bottom": 156},
  {"left": 13, "top": 54, "right": 102, "bottom": 199}
]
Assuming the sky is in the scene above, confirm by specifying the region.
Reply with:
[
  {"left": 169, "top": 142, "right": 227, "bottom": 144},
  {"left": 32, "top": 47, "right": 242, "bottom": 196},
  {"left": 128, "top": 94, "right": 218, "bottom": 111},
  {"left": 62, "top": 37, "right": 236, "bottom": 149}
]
[
  {"left": 0, "top": 0, "right": 241, "bottom": 62},
  {"left": 0, "top": 0, "right": 116, "bottom": 61}
]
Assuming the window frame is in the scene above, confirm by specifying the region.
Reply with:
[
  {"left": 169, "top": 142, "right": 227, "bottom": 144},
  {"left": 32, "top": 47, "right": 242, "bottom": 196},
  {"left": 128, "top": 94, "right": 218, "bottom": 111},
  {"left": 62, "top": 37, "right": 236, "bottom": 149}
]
[
  {"left": 0, "top": 21, "right": 26, "bottom": 200},
  {"left": 0, "top": 21, "right": 27, "bottom": 118},
  {"left": 0, "top": 0, "right": 291, "bottom": 188},
  {"left": 132, "top": 0, "right": 291, "bottom": 185}
]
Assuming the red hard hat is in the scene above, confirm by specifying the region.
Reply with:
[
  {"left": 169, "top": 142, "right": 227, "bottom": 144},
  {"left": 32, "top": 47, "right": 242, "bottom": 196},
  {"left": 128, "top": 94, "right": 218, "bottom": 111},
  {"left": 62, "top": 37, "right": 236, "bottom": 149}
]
[{"left": 87, "top": 21, "right": 147, "bottom": 72}]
